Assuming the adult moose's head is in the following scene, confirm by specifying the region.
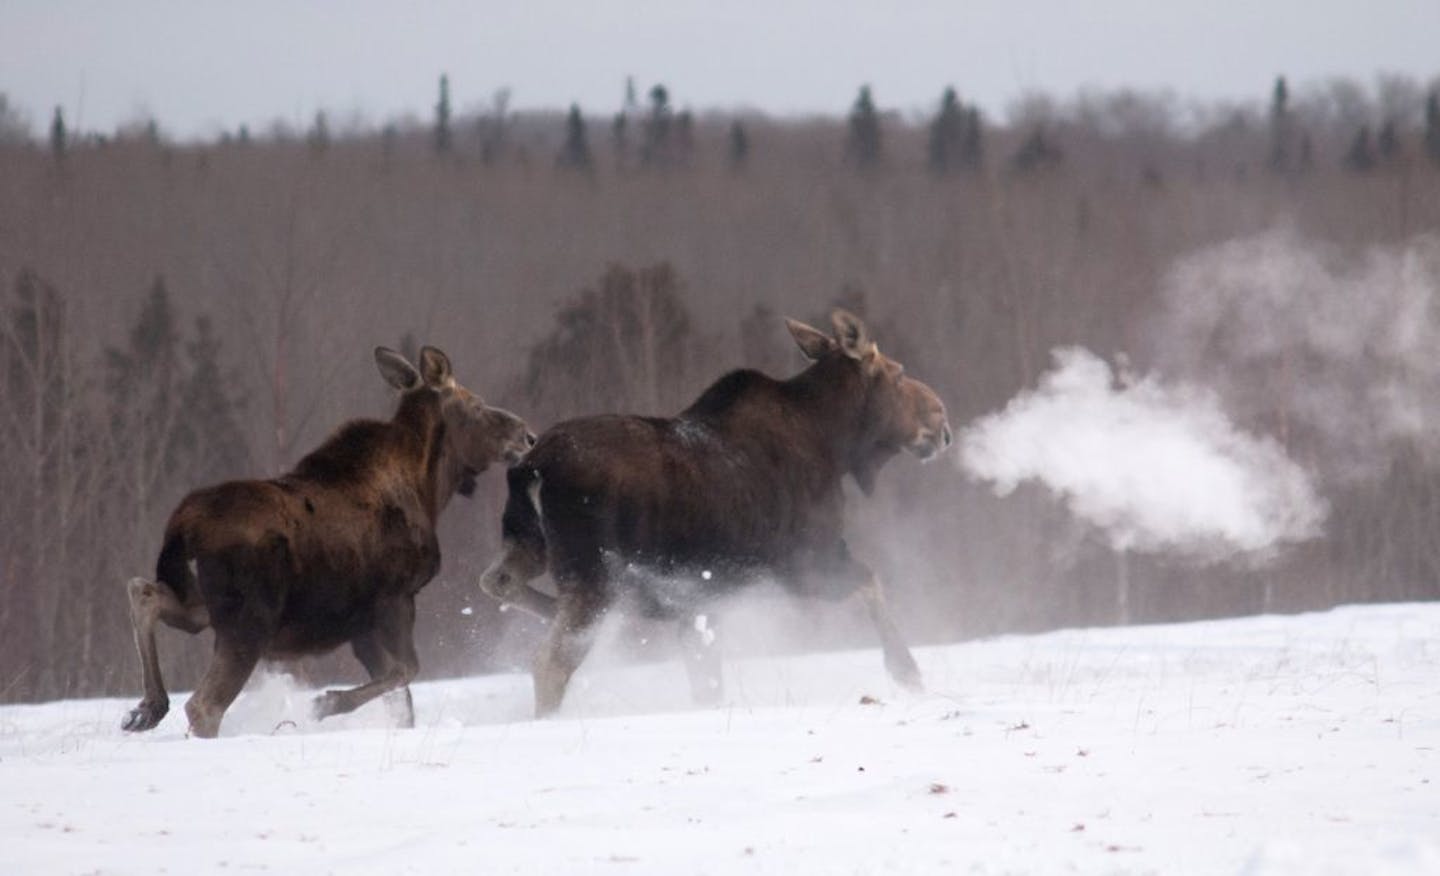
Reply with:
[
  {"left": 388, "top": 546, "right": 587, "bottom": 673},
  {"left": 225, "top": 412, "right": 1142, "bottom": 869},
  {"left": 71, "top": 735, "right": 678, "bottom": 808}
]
[
  {"left": 785, "top": 310, "right": 952, "bottom": 492},
  {"left": 375, "top": 345, "right": 535, "bottom": 502}
]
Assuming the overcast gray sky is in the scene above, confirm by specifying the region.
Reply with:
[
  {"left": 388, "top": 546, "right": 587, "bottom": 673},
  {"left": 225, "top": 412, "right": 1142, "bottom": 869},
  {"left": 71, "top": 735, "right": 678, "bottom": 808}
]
[{"left": 2, "top": 1, "right": 1437, "bottom": 140}]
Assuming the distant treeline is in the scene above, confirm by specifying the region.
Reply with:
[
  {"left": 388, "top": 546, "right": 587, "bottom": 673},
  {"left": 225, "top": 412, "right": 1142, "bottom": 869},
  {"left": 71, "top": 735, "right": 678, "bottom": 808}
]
[{"left": 1, "top": 73, "right": 1438, "bottom": 704}]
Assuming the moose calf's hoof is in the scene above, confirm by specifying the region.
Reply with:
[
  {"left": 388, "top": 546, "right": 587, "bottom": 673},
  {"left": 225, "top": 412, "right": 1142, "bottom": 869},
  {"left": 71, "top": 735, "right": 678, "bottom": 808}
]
[
  {"left": 311, "top": 690, "right": 345, "bottom": 721},
  {"left": 121, "top": 700, "right": 168, "bottom": 733}
]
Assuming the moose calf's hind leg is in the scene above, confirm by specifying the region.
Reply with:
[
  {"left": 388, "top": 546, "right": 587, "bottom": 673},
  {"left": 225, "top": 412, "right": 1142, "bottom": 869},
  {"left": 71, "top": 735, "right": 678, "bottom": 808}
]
[
  {"left": 185, "top": 636, "right": 262, "bottom": 738},
  {"left": 122, "top": 577, "right": 171, "bottom": 732}
]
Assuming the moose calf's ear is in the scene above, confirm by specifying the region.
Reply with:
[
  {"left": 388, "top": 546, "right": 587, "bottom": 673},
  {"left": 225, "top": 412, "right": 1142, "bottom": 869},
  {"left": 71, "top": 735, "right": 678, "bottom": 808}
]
[
  {"left": 375, "top": 347, "right": 421, "bottom": 390},
  {"left": 830, "top": 309, "right": 876, "bottom": 361},
  {"left": 786, "top": 318, "right": 834, "bottom": 360},
  {"left": 419, "top": 346, "right": 454, "bottom": 387}
]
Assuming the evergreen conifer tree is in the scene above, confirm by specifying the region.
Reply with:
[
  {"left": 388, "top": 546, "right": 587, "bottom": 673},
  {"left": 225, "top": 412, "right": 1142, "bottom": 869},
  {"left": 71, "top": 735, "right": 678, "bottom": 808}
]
[
  {"left": 1425, "top": 91, "right": 1440, "bottom": 167},
  {"left": 961, "top": 107, "right": 984, "bottom": 171},
  {"left": 308, "top": 110, "right": 330, "bottom": 156},
  {"left": 557, "top": 104, "right": 594, "bottom": 172},
  {"left": 928, "top": 87, "right": 965, "bottom": 174},
  {"left": 728, "top": 120, "right": 749, "bottom": 171},
  {"left": 846, "top": 85, "right": 882, "bottom": 170},
  {"left": 180, "top": 315, "right": 249, "bottom": 482},
  {"left": 49, "top": 107, "right": 66, "bottom": 164},
  {"left": 1011, "top": 126, "right": 1062, "bottom": 173},
  {"left": 1345, "top": 125, "right": 1377, "bottom": 172},
  {"left": 1376, "top": 119, "right": 1401, "bottom": 166},
  {"left": 1268, "top": 76, "right": 1292, "bottom": 172},
  {"left": 612, "top": 112, "right": 630, "bottom": 171},
  {"left": 642, "top": 84, "right": 672, "bottom": 167},
  {"left": 434, "top": 74, "right": 452, "bottom": 155}
]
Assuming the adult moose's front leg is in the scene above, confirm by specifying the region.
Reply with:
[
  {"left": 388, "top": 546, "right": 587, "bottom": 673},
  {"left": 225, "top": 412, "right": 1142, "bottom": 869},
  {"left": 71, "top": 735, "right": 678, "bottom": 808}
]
[
  {"left": 856, "top": 571, "right": 923, "bottom": 691},
  {"left": 479, "top": 537, "right": 558, "bottom": 622},
  {"left": 800, "top": 554, "right": 923, "bottom": 692}
]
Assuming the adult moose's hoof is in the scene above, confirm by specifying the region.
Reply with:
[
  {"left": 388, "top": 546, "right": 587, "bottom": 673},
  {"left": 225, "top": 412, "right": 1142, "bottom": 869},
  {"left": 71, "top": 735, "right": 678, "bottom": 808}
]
[
  {"left": 885, "top": 652, "right": 925, "bottom": 693},
  {"left": 121, "top": 699, "right": 169, "bottom": 733}
]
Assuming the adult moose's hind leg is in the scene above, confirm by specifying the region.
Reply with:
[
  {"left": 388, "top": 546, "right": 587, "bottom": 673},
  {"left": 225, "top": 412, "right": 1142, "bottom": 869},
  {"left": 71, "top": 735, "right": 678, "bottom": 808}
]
[
  {"left": 480, "top": 469, "right": 558, "bottom": 622},
  {"left": 479, "top": 538, "right": 558, "bottom": 622},
  {"left": 677, "top": 613, "right": 724, "bottom": 707},
  {"left": 122, "top": 576, "right": 211, "bottom": 733},
  {"left": 313, "top": 596, "right": 419, "bottom": 724}
]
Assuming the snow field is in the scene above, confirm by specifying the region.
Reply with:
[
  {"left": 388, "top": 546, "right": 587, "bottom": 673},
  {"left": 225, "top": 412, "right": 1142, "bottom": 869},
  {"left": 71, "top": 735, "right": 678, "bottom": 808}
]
[{"left": 2, "top": 603, "right": 1437, "bottom": 874}]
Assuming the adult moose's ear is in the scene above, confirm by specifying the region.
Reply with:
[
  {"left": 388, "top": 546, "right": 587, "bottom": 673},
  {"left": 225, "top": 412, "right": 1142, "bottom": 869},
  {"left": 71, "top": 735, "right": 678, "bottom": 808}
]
[
  {"left": 418, "top": 346, "right": 454, "bottom": 388},
  {"left": 831, "top": 309, "right": 878, "bottom": 368},
  {"left": 786, "top": 318, "right": 834, "bottom": 360},
  {"left": 375, "top": 347, "right": 420, "bottom": 390}
]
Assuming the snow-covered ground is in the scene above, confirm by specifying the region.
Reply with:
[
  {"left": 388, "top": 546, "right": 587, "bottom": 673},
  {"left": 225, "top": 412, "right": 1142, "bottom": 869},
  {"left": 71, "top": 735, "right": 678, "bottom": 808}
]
[{"left": 3, "top": 603, "right": 1438, "bottom": 874}]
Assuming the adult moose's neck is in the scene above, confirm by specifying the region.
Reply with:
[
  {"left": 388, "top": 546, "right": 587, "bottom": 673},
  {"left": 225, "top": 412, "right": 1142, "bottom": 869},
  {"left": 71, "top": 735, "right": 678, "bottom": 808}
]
[
  {"left": 782, "top": 355, "right": 869, "bottom": 452},
  {"left": 785, "top": 355, "right": 894, "bottom": 494}
]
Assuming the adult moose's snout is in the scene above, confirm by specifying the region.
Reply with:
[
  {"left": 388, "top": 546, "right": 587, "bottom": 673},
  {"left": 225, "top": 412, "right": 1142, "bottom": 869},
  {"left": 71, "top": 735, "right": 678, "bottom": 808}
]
[
  {"left": 911, "top": 419, "right": 953, "bottom": 461},
  {"left": 902, "top": 378, "right": 952, "bottom": 462}
]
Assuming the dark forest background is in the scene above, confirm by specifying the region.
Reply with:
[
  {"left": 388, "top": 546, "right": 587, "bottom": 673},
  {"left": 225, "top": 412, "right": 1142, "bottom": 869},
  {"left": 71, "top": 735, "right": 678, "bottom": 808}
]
[{"left": 2, "top": 74, "right": 1439, "bottom": 704}]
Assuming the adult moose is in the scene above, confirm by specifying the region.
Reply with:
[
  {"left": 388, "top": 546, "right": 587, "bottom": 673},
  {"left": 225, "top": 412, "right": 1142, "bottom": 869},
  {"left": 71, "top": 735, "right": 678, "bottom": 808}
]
[
  {"left": 122, "top": 346, "right": 534, "bottom": 738},
  {"left": 480, "top": 310, "right": 952, "bottom": 716}
]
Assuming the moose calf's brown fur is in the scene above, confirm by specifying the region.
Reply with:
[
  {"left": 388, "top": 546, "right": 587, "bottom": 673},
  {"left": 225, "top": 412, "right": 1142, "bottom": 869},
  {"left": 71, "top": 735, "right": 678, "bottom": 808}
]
[
  {"left": 480, "top": 310, "right": 952, "bottom": 716},
  {"left": 123, "top": 346, "right": 533, "bottom": 738}
]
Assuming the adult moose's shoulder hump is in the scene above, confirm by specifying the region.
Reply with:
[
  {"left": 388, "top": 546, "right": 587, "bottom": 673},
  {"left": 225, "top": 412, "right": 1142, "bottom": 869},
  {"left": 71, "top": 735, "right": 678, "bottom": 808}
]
[
  {"left": 480, "top": 309, "right": 952, "bottom": 716},
  {"left": 122, "top": 346, "right": 534, "bottom": 738}
]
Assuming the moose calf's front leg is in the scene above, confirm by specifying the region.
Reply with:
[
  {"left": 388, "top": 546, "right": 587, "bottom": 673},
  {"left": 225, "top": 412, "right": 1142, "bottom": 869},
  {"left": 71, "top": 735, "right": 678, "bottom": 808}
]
[
  {"left": 314, "top": 597, "right": 419, "bottom": 723},
  {"left": 347, "top": 629, "right": 416, "bottom": 728}
]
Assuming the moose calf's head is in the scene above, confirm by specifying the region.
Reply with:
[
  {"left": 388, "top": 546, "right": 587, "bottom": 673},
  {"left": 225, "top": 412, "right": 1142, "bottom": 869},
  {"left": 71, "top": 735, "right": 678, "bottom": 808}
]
[
  {"left": 375, "top": 345, "right": 535, "bottom": 497},
  {"left": 787, "top": 310, "right": 952, "bottom": 486}
]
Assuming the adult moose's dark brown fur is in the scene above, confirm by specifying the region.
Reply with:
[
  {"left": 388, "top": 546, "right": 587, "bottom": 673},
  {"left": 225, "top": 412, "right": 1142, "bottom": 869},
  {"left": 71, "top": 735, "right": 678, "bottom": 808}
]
[
  {"left": 122, "top": 346, "right": 533, "bottom": 738},
  {"left": 480, "top": 310, "right": 952, "bottom": 716}
]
